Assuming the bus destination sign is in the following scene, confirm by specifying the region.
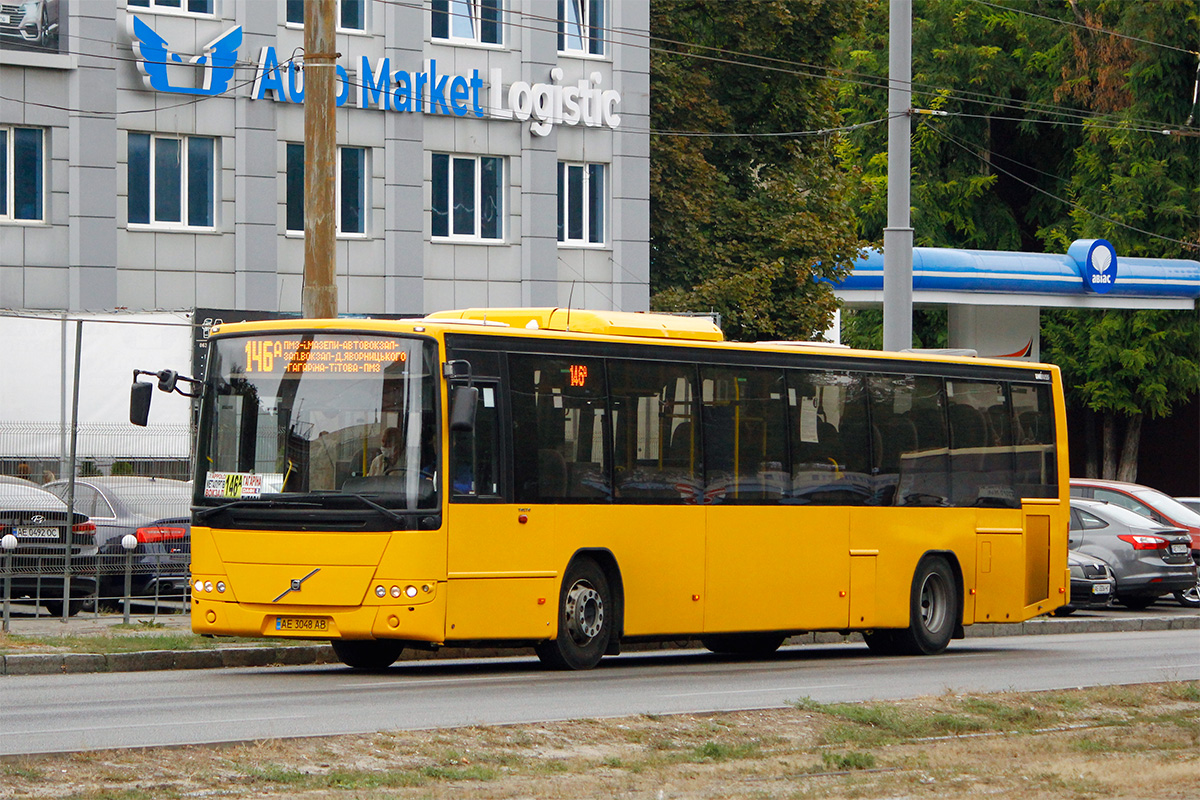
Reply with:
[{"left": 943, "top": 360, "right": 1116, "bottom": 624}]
[{"left": 243, "top": 338, "right": 407, "bottom": 375}]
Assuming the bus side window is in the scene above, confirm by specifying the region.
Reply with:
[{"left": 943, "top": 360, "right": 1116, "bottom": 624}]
[
  {"left": 450, "top": 384, "right": 501, "bottom": 498},
  {"left": 947, "top": 380, "right": 1017, "bottom": 508},
  {"left": 608, "top": 359, "right": 699, "bottom": 503},
  {"left": 700, "top": 366, "right": 788, "bottom": 503},
  {"left": 787, "top": 370, "right": 871, "bottom": 506},
  {"left": 509, "top": 354, "right": 610, "bottom": 503},
  {"left": 1010, "top": 383, "right": 1057, "bottom": 499},
  {"left": 870, "top": 374, "right": 949, "bottom": 507}
]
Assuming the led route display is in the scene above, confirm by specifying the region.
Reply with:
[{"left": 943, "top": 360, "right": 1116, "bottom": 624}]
[{"left": 243, "top": 337, "right": 408, "bottom": 375}]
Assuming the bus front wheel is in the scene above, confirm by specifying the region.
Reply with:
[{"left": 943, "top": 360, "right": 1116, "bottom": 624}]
[
  {"left": 331, "top": 639, "right": 404, "bottom": 669},
  {"left": 535, "top": 559, "right": 612, "bottom": 670},
  {"left": 865, "top": 556, "right": 958, "bottom": 656}
]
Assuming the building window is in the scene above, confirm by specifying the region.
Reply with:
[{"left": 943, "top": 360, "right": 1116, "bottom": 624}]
[
  {"left": 0, "top": 127, "right": 44, "bottom": 222},
  {"left": 558, "top": 0, "right": 604, "bottom": 56},
  {"left": 338, "top": 146, "right": 366, "bottom": 235},
  {"left": 128, "top": 133, "right": 215, "bottom": 228},
  {"left": 431, "top": 154, "right": 503, "bottom": 241},
  {"left": 431, "top": 0, "right": 502, "bottom": 45},
  {"left": 557, "top": 162, "right": 604, "bottom": 245},
  {"left": 286, "top": 0, "right": 365, "bottom": 31},
  {"left": 285, "top": 142, "right": 305, "bottom": 233},
  {"left": 286, "top": 143, "right": 368, "bottom": 236},
  {"left": 128, "top": 0, "right": 214, "bottom": 14}
]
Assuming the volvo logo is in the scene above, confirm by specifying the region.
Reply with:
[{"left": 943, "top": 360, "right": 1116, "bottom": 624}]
[{"left": 273, "top": 568, "right": 320, "bottom": 603}]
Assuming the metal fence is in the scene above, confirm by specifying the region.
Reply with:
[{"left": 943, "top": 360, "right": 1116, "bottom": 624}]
[{"left": 1, "top": 421, "right": 194, "bottom": 624}]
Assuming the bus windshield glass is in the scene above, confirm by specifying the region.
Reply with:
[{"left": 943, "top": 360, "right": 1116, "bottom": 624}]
[{"left": 198, "top": 333, "right": 440, "bottom": 510}]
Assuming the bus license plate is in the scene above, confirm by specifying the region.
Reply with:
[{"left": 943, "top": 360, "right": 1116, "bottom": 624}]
[
  {"left": 1091, "top": 584, "right": 1111, "bottom": 595},
  {"left": 15, "top": 527, "right": 58, "bottom": 539},
  {"left": 1169, "top": 543, "right": 1189, "bottom": 555},
  {"left": 275, "top": 616, "right": 328, "bottom": 632}
]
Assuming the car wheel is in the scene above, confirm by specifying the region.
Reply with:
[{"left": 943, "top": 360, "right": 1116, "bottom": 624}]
[
  {"left": 701, "top": 632, "right": 786, "bottom": 656},
  {"left": 1173, "top": 578, "right": 1200, "bottom": 608},
  {"left": 1116, "top": 595, "right": 1157, "bottom": 610},
  {"left": 535, "top": 559, "right": 612, "bottom": 670},
  {"left": 331, "top": 640, "right": 404, "bottom": 669},
  {"left": 1052, "top": 605, "right": 1076, "bottom": 617},
  {"left": 42, "top": 598, "right": 85, "bottom": 617}
]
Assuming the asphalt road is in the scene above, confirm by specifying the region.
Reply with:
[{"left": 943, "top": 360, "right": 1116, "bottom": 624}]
[{"left": 1, "top": 628, "right": 1197, "bottom": 756}]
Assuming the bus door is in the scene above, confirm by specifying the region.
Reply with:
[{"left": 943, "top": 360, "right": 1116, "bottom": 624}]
[{"left": 445, "top": 368, "right": 558, "bottom": 641}]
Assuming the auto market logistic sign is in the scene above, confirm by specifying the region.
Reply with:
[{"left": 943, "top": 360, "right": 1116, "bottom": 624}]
[{"left": 128, "top": 16, "right": 621, "bottom": 137}]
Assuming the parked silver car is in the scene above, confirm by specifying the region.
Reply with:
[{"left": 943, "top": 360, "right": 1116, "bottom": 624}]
[
  {"left": 44, "top": 476, "right": 190, "bottom": 602},
  {"left": 1069, "top": 499, "right": 1196, "bottom": 609}
]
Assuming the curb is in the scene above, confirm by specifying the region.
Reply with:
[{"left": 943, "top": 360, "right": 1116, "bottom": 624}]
[{"left": 1, "top": 615, "right": 1196, "bottom": 677}]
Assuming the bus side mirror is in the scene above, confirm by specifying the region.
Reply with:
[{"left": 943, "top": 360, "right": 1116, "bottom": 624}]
[
  {"left": 450, "top": 386, "right": 478, "bottom": 433},
  {"left": 130, "top": 380, "right": 153, "bottom": 427}
]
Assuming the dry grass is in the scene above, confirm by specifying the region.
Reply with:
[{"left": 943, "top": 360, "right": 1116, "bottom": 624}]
[{"left": 0, "top": 682, "right": 1196, "bottom": 799}]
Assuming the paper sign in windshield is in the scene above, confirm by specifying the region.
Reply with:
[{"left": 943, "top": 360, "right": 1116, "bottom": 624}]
[{"left": 205, "top": 472, "right": 264, "bottom": 499}]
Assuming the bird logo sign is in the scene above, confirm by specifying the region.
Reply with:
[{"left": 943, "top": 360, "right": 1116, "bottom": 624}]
[{"left": 128, "top": 16, "right": 242, "bottom": 96}]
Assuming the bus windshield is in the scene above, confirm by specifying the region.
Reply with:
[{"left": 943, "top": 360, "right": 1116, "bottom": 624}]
[{"left": 197, "top": 333, "right": 440, "bottom": 511}]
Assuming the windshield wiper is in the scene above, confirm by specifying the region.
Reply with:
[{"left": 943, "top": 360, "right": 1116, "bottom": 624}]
[
  {"left": 193, "top": 498, "right": 320, "bottom": 522},
  {"left": 325, "top": 492, "right": 408, "bottom": 524}
]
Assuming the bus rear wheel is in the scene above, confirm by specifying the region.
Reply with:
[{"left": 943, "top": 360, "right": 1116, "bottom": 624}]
[
  {"left": 331, "top": 639, "right": 404, "bottom": 669},
  {"left": 535, "top": 559, "right": 612, "bottom": 670},
  {"left": 865, "top": 556, "right": 958, "bottom": 656},
  {"left": 701, "top": 633, "right": 785, "bottom": 656}
]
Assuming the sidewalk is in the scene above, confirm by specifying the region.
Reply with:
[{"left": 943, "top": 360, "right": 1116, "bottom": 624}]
[{"left": 1, "top": 606, "right": 1197, "bottom": 677}]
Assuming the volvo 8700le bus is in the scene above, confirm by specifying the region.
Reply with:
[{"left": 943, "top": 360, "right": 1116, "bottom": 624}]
[{"left": 138, "top": 308, "right": 1069, "bottom": 670}]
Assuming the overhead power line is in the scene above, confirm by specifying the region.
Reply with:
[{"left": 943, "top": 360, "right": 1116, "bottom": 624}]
[
  {"left": 966, "top": 0, "right": 1200, "bottom": 58},
  {"left": 924, "top": 123, "right": 1200, "bottom": 252}
]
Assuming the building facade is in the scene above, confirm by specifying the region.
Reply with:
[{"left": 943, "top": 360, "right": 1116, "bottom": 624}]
[{"left": 0, "top": 0, "right": 650, "bottom": 316}]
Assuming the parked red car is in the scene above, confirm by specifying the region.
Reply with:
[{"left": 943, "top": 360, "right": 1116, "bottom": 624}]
[{"left": 1070, "top": 479, "right": 1200, "bottom": 608}]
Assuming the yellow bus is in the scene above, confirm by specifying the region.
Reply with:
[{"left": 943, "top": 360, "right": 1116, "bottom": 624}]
[{"left": 141, "top": 307, "right": 1069, "bottom": 670}]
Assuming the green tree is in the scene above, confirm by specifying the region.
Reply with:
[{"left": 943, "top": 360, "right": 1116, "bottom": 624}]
[
  {"left": 649, "top": 0, "right": 866, "bottom": 341},
  {"left": 1042, "top": 309, "right": 1199, "bottom": 481}
]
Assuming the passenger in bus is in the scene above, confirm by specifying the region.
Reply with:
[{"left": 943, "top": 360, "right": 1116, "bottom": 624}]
[{"left": 368, "top": 427, "right": 402, "bottom": 476}]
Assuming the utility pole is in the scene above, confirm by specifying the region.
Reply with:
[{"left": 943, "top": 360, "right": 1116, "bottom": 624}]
[
  {"left": 302, "top": 0, "right": 338, "bottom": 319},
  {"left": 882, "top": 0, "right": 913, "bottom": 351}
]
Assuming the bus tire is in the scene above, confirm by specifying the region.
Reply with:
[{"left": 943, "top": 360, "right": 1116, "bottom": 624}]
[
  {"left": 535, "top": 559, "right": 611, "bottom": 670},
  {"left": 331, "top": 639, "right": 404, "bottom": 669},
  {"left": 894, "top": 555, "right": 958, "bottom": 655},
  {"left": 701, "top": 633, "right": 785, "bottom": 656}
]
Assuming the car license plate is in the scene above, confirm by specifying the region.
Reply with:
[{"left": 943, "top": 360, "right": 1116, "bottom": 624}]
[
  {"left": 15, "top": 527, "right": 58, "bottom": 539},
  {"left": 1169, "top": 543, "right": 1189, "bottom": 555},
  {"left": 275, "top": 616, "right": 329, "bottom": 632},
  {"left": 1091, "top": 584, "right": 1111, "bottom": 595}
]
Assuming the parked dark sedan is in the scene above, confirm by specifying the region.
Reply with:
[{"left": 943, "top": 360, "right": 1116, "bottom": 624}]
[
  {"left": 1069, "top": 499, "right": 1196, "bottom": 609},
  {"left": 0, "top": 481, "right": 97, "bottom": 615},
  {"left": 1053, "top": 550, "right": 1116, "bottom": 616},
  {"left": 44, "top": 476, "right": 190, "bottom": 601}
]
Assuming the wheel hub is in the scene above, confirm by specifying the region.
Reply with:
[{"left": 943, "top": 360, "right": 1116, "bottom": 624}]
[
  {"left": 919, "top": 572, "right": 949, "bottom": 633},
  {"left": 565, "top": 580, "right": 604, "bottom": 644}
]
